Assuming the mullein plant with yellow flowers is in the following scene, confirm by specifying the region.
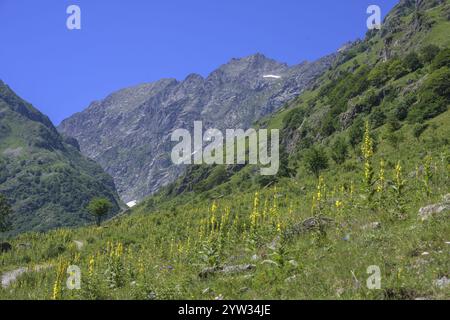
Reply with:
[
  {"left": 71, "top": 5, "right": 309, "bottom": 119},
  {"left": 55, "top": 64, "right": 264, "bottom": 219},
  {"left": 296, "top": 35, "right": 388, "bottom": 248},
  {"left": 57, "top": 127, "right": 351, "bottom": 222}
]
[
  {"left": 105, "top": 242, "right": 126, "bottom": 289},
  {"left": 249, "top": 192, "right": 260, "bottom": 233},
  {"left": 374, "top": 158, "right": 387, "bottom": 209},
  {"left": 311, "top": 175, "right": 326, "bottom": 216},
  {"left": 390, "top": 161, "right": 407, "bottom": 219},
  {"left": 361, "top": 120, "right": 375, "bottom": 205},
  {"left": 52, "top": 259, "right": 68, "bottom": 300}
]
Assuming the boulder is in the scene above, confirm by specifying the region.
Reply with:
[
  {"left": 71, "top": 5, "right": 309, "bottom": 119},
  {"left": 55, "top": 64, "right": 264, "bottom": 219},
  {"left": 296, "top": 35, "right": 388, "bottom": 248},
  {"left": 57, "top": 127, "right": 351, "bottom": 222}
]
[
  {"left": 361, "top": 222, "right": 382, "bottom": 230},
  {"left": 418, "top": 194, "right": 450, "bottom": 221},
  {"left": 261, "top": 260, "right": 280, "bottom": 267},
  {"left": 0, "top": 242, "right": 12, "bottom": 253},
  {"left": 283, "top": 216, "right": 334, "bottom": 241},
  {"left": 199, "top": 264, "right": 256, "bottom": 279},
  {"left": 434, "top": 276, "right": 450, "bottom": 289}
]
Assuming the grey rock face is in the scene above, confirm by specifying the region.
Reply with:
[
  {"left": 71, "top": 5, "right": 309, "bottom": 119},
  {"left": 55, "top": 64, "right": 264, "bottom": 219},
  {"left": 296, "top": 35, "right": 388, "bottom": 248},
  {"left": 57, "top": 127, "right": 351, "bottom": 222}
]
[
  {"left": 199, "top": 264, "right": 256, "bottom": 279},
  {"left": 58, "top": 53, "right": 336, "bottom": 202},
  {"left": 418, "top": 194, "right": 450, "bottom": 221}
]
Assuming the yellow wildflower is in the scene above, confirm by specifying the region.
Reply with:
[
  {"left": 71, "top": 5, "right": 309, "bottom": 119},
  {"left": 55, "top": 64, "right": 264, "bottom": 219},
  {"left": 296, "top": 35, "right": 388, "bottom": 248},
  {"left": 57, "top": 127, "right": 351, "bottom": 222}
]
[{"left": 88, "top": 256, "right": 95, "bottom": 277}]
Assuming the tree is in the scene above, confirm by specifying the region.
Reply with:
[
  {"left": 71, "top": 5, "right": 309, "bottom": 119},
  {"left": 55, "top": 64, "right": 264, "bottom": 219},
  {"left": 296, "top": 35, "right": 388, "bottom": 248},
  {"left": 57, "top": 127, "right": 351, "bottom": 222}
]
[
  {"left": 408, "top": 67, "right": 450, "bottom": 123},
  {"left": 0, "top": 194, "right": 12, "bottom": 232},
  {"left": 404, "top": 52, "right": 422, "bottom": 72},
  {"left": 422, "top": 66, "right": 450, "bottom": 98},
  {"left": 348, "top": 117, "right": 364, "bottom": 148},
  {"left": 303, "top": 146, "right": 329, "bottom": 178},
  {"left": 331, "top": 137, "right": 349, "bottom": 165},
  {"left": 369, "top": 108, "right": 386, "bottom": 128},
  {"left": 87, "top": 197, "right": 113, "bottom": 227},
  {"left": 386, "top": 114, "right": 402, "bottom": 132},
  {"left": 431, "top": 48, "right": 450, "bottom": 70},
  {"left": 368, "top": 62, "right": 389, "bottom": 87},
  {"left": 387, "top": 59, "right": 408, "bottom": 80},
  {"left": 393, "top": 100, "right": 408, "bottom": 121},
  {"left": 420, "top": 44, "right": 440, "bottom": 64}
]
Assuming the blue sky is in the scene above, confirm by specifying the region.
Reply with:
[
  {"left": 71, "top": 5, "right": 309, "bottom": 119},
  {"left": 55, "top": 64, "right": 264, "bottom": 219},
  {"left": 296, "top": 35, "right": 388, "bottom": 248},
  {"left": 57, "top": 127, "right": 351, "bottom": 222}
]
[{"left": 0, "top": 0, "right": 398, "bottom": 125}]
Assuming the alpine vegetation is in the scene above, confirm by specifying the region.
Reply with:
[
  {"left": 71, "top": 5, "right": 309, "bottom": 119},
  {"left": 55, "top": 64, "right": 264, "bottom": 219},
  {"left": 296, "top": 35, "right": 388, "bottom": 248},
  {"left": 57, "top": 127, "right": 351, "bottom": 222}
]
[{"left": 0, "top": 0, "right": 449, "bottom": 302}]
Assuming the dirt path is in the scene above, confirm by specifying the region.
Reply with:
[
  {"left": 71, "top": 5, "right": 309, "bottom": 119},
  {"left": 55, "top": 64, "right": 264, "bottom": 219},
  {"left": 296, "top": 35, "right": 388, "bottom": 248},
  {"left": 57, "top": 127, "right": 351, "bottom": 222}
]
[
  {"left": 1, "top": 267, "right": 28, "bottom": 288},
  {"left": 1, "top": 264, "right": 53, "bottom": 289}
]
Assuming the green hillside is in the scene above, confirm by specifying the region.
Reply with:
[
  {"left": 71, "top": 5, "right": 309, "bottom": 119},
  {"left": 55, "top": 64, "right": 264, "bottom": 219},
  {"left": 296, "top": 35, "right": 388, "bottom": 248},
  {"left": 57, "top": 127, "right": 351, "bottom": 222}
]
[
  {"left": 0, "top": 0, "right": 449, "bottom": 300},
  {"left": 0, "top": 81, "right": 123, "bottom": 235}
]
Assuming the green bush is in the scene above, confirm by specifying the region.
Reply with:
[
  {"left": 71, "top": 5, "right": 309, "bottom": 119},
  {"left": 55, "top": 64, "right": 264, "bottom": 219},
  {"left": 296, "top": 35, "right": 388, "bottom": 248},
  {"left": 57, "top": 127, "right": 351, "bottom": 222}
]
[
  {"left": 408, "top": 93, "right": 447, "bottom": 123},
  {"left": 422, "top": 66, "right": 450, "bottom": 98},
  {"left": 0, "top": 193, "right": 12, "bottom": 232},
  {"left": 369, "top": 108, "right": 387, "bottom": 128},
  {"left": 348, "top": 118, "right": 364, "bottom": 148},
  {"left": 320, "top": 113, "right": 338, "bottom": 136},
  {"left": 388, "top": 59, "right": 408, "bottom": 80},
  {"left": 431, "top": 48, "right": 450, "bottom": 70},
  {"left": 393, "top": 101, "right": 409, "bottom": 121},
  {"left": 330, "top": 137, "right": 349, "bottom": 165},
  {"left": 408, "top": 67, "right": 450, "bottom": 122},
  {"left": 420, "top": 44, "right": 440, "bottom": 64},
  {"left": 403, "top": 52, "right": 422, "bottom": 72},
  {"left": 368, "top": 63, "right": 390, "bottom": 87},
  {"left": 386, "top": 114, "right": 402, "bottom": 132},
  {"left": 303, "top": 146, "right": 329, "bottom": 178}
]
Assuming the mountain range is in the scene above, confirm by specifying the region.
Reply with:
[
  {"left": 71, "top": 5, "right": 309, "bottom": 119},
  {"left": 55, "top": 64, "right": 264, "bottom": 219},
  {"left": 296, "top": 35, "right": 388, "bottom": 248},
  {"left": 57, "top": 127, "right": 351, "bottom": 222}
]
[
  {"left": 58, "top": 53, "right": 337, "bottom": 203},
  {"left": 1, "top": 0, "right": 449, "bottom": 300},
  {"left": 0, "top": 81, "right": 122, "bottom": 234}
]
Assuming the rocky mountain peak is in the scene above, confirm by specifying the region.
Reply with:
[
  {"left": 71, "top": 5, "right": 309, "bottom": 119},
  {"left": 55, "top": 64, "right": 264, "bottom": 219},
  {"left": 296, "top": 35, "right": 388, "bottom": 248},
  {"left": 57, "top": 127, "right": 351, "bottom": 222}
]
[
  {"left": 58, "top": 52, "right": 338, "bottom": 202},
  {"left": 211, "top": 53, "right": 288, "bottom": 80}
]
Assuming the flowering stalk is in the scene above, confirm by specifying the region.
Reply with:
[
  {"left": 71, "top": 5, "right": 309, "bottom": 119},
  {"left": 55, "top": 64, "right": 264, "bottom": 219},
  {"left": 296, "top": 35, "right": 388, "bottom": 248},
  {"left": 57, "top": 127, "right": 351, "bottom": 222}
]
[
  {"left": 250, "top": 192, "right": 259, "bottom": 232},
  {"left": 312, "top": 176, "right": 326, "bottom": 216},
  {"left": 52, "top": 260, "right": 67, "bottom": 300},
  {"left": 361, "top": 120, "right": 374, "bottom": 202},
  {"left": 377, "top": 158, "right": 386, "bottom": 193},
  {"left": 391, "top": 161, "right": 407, "bottom": 218},
  {"left": 423, "top": 154, "right": 433, "bottom": 197}
]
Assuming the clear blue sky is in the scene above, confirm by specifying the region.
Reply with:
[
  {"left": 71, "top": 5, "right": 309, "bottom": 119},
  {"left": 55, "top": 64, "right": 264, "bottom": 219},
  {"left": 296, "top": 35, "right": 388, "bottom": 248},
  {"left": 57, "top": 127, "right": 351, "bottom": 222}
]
[{"left": 0, "top": 0, "right": 398, "bottom": 125}]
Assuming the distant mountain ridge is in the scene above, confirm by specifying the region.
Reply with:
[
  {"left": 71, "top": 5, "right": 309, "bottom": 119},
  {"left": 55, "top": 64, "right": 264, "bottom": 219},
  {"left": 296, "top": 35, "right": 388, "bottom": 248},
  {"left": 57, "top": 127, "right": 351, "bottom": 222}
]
[
  {"left": 58, "top": 53, "right": 337, "bottom": 202},
  {"left": 0, "top": 81, "right": 122, "bottom": 234}
]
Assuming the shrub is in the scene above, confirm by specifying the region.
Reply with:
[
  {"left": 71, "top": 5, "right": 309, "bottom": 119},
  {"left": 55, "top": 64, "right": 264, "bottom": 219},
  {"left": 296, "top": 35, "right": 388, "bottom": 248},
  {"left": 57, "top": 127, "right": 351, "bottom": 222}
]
[
  {"left": 368, "top": 63, "right": 390, "bottom": 87},
  {"left": 422, "top": 66, "right": 450, "bottom": 98},
  {"left": 408, "top": 67, "right": 450, "bottom": 122},
  {"left": 348, "top": 117, "right": 364, "bottom": 148},
  {"left": 385, "top": 131, "right": 405, "bottom": 149},
  {"left": 420, "top": 44, "right": 440, "bottom": 64},
  {"left": 393, "top": 101, "right": 409, "bottom": 121},
  {"left": 320, "top": 113, "right": 338, "bottom": 136},
  {"left": 387, "top": 59, "right": 408, "bottom": 80},
  {"left": 386, "top": 114, "right": 402, "bottom": 132},
  {"left": 303, "top": 146, "right": 329, "bottom": 178},
  {"left": 407, "top": 93, "right": 447, "bottom": 123},
  {"left": 0, "top": 194, "right": 12, "bottom": 232},
  {"left": 369, "top": 108, "right": 387, "bottom": 128},
  {"left": 331, "top": 137, "right": 349, "bottom": 165},
  {"left": 431, "top": 48, "right": 450, "bottom": 70},
  {"left": 404, "top": 52, "right": 422, "bottom": 72}
]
